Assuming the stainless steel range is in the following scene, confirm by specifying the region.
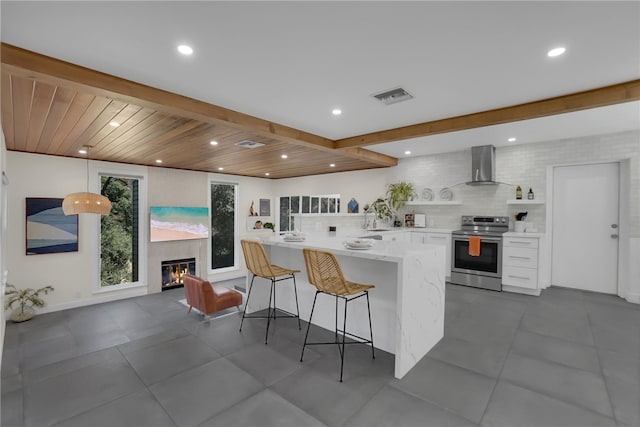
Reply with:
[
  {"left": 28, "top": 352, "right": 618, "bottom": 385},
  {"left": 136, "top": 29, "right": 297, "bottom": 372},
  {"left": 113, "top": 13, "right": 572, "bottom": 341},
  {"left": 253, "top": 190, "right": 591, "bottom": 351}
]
[{"left": 450, "top": 215, "right": 509, "bottom": 291}]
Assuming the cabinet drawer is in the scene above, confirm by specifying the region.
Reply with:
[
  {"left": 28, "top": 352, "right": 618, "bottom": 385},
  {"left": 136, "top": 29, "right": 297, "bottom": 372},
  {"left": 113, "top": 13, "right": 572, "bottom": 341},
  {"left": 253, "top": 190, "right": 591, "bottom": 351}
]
[
  {"left": 502, "top": 266, "right": 538, "bottom": 289},
  {"left": 504, "top": 237, "right": 538, "bottom": 249},
  {"left": 503, "top": 247, "right": 538, "bottom": 268},
  {"left": 425, "top": 234, "right": 450, "bottom": 245},
  {"left": 410, "top": 233, "right": 425, "bottom": 244}
]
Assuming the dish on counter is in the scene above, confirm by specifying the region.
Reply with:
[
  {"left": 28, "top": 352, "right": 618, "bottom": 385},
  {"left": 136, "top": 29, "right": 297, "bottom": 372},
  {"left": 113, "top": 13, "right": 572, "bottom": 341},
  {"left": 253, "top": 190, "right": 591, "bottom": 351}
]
[
  {"left": 439, "top": 187, "right": 453, "bottom": 201},
  {"left": 422, "top": 188, "right": 434, "bottom": 201},
  {"left": 283, "top": 232, "right": 305, "bottom": 242},
  {"left": 343, "top": 238, "right": 375, "bottom": 249}
]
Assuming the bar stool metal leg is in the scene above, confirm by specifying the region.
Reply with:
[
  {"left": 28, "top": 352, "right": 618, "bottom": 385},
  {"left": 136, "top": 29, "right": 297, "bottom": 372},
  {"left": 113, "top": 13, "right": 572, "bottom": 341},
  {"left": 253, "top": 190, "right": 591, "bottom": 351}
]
[
  {"left": 292, "top": 274, "right": 301, "bottom": 330},
  {"left": 340, "top": 296, "right": 348, "bottom": 382},
  {"left": 300, "top": 291, "right": 320, "bottom": 362},
  {"left": 366, "top": 291, "right": 375, "bottom": 359},
  {"left": 239, "top": 275, "right": 257, "bottom": 332},
  {"left": 265, "top": 279, "right": 275, "bottom": 344}
]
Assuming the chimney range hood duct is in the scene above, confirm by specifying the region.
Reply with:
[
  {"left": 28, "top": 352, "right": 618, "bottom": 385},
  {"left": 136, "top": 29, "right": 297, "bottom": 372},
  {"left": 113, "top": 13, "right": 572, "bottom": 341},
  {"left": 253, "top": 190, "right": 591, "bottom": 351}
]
[{"left": 466, "top": 145, "right": 498, "bottom": 185}]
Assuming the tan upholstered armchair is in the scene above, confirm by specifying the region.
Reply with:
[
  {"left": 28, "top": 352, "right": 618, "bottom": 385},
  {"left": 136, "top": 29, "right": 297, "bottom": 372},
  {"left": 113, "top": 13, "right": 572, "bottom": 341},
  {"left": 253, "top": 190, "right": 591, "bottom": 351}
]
[{"left": 182, "top": 274, "right": 242, "bottom": 317}]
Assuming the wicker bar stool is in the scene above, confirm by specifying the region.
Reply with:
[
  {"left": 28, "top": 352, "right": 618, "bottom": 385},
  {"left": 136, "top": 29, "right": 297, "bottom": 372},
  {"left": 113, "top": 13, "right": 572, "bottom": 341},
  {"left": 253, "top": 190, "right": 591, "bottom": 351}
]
[
  {"left": 300, "top": 247, "right": 375, "bottom": 382},
  {"left": 239, "top": 239, "right": 301, "bottom": 344}
]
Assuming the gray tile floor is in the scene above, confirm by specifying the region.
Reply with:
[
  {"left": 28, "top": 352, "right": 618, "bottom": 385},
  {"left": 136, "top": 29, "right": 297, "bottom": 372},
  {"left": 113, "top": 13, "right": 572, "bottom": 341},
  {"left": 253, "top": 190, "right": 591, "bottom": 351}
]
[{"left": 2, "top": 280, "right": 639, "bottom": 427}]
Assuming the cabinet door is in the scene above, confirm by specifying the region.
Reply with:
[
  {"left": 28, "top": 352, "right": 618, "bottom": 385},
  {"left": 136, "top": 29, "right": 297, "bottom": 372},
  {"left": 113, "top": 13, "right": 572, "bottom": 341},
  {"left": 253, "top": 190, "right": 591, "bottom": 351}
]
[{"left": 410, "top": 232, "right": 425, "bottom": 244}]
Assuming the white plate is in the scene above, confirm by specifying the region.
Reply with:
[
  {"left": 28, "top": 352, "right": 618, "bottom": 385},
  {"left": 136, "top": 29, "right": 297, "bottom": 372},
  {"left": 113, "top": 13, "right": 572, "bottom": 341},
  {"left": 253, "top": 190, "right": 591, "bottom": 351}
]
[
  {"left": 344, "top": 244, "right": 372, "bottom": 250},
  {"left": 422, "top": 188, "right": 433, "bottom": 201},
  {"left": 343, "top": 239, "right": 374, "bottom": 248},
  {"left": 439, "top": 187, "right": 453, "bottom": 201},
  {"left": 283, "top": 237, "right": 305, "bottom": 242}
]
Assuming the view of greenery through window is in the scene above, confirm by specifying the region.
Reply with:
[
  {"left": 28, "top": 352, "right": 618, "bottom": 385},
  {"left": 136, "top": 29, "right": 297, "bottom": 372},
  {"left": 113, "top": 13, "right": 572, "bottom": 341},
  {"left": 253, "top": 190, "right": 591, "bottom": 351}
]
[
  {"left": 211, "top": 182, "right": 236, "bottom": 270},
  {"left": 100, "top": 175, "right": 139, "bottom": 286}
]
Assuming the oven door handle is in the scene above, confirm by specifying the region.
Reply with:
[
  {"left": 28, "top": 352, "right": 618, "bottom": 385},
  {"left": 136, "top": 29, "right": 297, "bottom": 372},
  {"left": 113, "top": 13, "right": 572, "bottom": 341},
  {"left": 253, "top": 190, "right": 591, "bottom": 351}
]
[{"left": 452, "top": 235, "right": 503, "bottom": 243}]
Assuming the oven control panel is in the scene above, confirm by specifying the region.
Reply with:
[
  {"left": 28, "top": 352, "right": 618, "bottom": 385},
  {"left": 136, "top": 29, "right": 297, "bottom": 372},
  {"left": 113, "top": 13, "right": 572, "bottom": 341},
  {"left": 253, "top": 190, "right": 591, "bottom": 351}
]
[{"left": 461, "top": 216, "right": 509, "bottom": 226}]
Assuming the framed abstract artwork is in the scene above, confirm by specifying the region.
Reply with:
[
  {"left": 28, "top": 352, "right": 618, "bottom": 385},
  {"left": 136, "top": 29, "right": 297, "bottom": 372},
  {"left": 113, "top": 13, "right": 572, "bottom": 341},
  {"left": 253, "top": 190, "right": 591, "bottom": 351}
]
[{"left": 26, "top": 198, "right": 78, "bottom": 255}]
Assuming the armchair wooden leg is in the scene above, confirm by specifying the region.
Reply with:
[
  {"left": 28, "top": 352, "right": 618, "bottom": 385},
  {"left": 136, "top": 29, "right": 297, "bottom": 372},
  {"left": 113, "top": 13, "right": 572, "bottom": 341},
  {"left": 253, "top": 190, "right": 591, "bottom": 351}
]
[{"left": 188, "top": 306, "right": 192, "bottom": 314}]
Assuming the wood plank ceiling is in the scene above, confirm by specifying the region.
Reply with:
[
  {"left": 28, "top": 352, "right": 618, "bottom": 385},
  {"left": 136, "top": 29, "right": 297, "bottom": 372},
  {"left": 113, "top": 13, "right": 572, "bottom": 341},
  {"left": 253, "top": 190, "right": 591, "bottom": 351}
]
[{"left": 2, "top": 43, "right": 639, "bottom": 179}]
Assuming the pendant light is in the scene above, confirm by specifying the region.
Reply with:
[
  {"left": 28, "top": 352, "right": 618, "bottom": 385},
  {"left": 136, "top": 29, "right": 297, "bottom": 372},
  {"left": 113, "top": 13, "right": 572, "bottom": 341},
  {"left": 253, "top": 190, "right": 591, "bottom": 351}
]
[{"left": 62, "top": 146, "right": 111, "bottom": 216}]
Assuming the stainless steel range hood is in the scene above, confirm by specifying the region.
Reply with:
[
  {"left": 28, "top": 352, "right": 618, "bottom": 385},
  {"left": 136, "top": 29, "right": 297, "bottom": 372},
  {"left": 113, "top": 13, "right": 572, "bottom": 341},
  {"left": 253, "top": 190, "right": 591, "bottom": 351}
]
[{"left": 466, "top": 145, "right": 498, "bottom": 185}]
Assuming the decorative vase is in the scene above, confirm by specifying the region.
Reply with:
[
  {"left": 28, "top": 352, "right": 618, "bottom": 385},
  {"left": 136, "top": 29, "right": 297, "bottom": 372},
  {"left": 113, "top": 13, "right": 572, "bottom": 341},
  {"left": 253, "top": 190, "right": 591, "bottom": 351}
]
[{"left": 10, "top": 306, "right": 36, "bottom": 323}]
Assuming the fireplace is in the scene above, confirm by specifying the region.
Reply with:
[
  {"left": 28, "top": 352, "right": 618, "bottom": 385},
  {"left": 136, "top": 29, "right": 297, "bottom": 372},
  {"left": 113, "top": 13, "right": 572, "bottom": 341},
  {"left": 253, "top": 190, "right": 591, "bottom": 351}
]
[{"left": 161, "top": 258, "right": 196, "bottom": 291}]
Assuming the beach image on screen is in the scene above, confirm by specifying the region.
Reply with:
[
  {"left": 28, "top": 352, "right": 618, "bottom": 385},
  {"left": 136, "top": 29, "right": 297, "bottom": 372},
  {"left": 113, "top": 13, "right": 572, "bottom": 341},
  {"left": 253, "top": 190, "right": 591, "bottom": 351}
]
[{"left": 150, "top": 206, "right": 209, "bottom": 242}]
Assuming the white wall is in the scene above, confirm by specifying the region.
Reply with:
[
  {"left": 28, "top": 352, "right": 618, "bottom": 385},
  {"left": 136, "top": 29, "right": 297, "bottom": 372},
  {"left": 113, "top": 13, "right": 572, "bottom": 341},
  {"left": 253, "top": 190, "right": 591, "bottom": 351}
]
[
  {"left": 5, "top": 152, "right": 274, "bottom": 312},
  {"left": 0, "top": 127, "right": 7, "bottom": 362},
  {"left": 391, "top": 130, "right": 639, "bottom": 234}
]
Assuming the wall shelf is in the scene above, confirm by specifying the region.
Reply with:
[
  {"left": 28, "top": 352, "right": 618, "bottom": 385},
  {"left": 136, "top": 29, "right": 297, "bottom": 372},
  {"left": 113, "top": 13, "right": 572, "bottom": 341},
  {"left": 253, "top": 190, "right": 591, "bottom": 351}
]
[
  {"left": 506, "top": 199, "right": 545, "bottom": 205},
  {"left": 406, "top": 201, "right": 462, "bottom": 206}
]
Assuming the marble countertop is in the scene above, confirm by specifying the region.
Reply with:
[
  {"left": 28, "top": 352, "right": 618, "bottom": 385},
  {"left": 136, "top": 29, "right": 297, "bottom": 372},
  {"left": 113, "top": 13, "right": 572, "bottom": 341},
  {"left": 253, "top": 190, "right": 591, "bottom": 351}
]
[
  {"left": 503, "top": 232, "right": 545, "bottom": 238},
  {"left": 259, "top": 231, "right": 437, "bottom": 262}
]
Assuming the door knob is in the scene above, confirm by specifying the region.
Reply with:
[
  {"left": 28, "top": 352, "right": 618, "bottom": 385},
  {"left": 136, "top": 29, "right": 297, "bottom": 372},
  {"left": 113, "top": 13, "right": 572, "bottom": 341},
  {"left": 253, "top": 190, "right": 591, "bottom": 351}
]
[
  {"left": 611, "top": 224, "right": 618, "bottom": 229},
  {"left": 611, "top": 234, "right": 619, "bottom": 239}
]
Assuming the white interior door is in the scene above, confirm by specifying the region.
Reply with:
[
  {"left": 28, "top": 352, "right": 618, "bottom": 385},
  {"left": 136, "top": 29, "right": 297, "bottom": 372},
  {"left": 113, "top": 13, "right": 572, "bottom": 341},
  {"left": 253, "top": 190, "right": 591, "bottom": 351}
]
[{"left": 551, "top": 162, "right": 619, "bottom": 293}]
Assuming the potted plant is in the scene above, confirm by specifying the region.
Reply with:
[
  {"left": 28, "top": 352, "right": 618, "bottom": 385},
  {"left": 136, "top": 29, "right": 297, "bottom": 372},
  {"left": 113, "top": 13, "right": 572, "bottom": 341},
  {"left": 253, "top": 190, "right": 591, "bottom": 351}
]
[
  {"left": 370, "top": 198, "right": 393, "bottom": 224},
  {"left": 4, "top": 284, "right": 54, "bottom": 322},
  {"left": 386, "top": 181, "right": 416, "bottom": 212},
  {"left": 263, "top": 222, "right": 275, "bottom": 232}
]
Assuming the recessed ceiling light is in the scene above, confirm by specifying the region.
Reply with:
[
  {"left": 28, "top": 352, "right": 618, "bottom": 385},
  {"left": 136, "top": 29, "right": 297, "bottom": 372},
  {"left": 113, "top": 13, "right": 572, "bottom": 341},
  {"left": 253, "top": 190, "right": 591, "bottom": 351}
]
[
  {"left": 218, "top": 167, "right": 224, "bottom": 171},
  {"left": 210, "top": 140, "right": 218, "bottom": 146},
  {"left": 508, "top": 137, "right": 517, "bottom": 142},
  {"left": 281, "top": 154, "right": 288, "bottom": 159},
  {"left": 404, "top": 150, "right": 411, "bottom": 155},
  {"left": 155, "top": 159, "right": 162, "bottom": 164},
  {"left": 547, "top": 47, "right": 566, "bottom": 57},
  {"left": 330, "top": 163, "right": 335, "bottom": 167},
  {"left": 177, "top": 44, "right": 193, "bottom": 55},
  {"left": 332, "top": 109, "right": 342, "bottom": 116},
  {"left": 78, "top": 149, "right": 87, "bottom": 154},
  {"left": 109, "top": 121, "right": 120, "bottom": 127},
  {"left": 265, "top": 172, "right": 270, "bottom": 176}
]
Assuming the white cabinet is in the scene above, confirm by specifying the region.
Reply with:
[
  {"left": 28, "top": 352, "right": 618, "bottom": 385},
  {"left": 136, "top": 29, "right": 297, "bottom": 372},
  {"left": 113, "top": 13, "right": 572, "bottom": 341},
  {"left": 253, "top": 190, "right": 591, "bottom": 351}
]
[
  {"left": 502, "top": 234, "right": 542, "bottom": 295},
  {"left": 411, "top": 230, "right": 452, "bottom": 279},
  {"left": 381, "top": 230, "right": 411, "bottom": 243}
]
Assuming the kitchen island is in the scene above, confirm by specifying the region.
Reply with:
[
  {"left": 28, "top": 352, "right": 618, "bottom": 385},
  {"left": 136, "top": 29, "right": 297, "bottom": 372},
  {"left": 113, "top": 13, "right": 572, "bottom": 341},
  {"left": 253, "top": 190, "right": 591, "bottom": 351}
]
[{"left": 245, "top": 232, "right": 446, "bottom": 378}]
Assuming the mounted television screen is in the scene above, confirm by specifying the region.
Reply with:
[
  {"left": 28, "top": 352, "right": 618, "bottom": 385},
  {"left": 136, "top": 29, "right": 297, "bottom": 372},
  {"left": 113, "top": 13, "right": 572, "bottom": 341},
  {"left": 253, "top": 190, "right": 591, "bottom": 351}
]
[{"left": 150, "top": 206, "right": 209, "bottom": 242}]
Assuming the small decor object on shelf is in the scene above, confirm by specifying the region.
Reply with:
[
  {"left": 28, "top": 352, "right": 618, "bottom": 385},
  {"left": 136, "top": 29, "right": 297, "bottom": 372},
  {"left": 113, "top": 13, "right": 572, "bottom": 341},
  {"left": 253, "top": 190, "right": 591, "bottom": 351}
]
[
  {"left": 528, "top": 188, "right": 534, "bottom": 200},
  {"left": 515, "top": 185, "right": 523, "bottom": 200},
  {"left": 439, "top": 187, "right": 453, "bottom": 201},
  {"left": 4, "top": 284, "right": 55, "bottom": 322},
  {"left": 249, "top": 201, "right": 255, "bottom": 216},
  {"left": 254, "top": 220, "right": 263, "bottom": 229},
  {"left": 259, "top": 199, "right": 270, "bottom": 216},
  {"left": 422, "top": 188, "right": 433, "bottom": 201},
  {"left": 263, "top": 222, "right": 275, "bottom": 232},
  {"left": 347, "top": 198, "right": 359, "bottom": 213}
]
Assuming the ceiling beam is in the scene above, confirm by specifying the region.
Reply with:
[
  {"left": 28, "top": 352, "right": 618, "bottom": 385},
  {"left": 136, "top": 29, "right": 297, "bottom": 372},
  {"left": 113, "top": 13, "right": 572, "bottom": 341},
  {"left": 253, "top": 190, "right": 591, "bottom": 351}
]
[
  {"left": 1, "top": 43, "right": 398, "bottom": 167},
  {"left": 335, "top": 79, "right": 640, "bottom": 149}
]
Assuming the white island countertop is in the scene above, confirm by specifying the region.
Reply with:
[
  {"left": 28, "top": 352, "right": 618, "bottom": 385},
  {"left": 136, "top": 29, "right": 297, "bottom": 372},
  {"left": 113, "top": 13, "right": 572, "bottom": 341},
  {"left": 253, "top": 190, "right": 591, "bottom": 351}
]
[{"left": 250, "top": 231, "right": 446, "bottom": 379}]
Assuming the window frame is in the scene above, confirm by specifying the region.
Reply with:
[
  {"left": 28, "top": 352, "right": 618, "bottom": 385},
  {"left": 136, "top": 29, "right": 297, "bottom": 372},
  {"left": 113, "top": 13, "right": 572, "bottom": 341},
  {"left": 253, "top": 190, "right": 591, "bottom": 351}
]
[
  {"left": 208, "top": 178, "right": 239, "bottom": 275},
  {"left": 93, "top": 162, "right": 148, "bottom": 293}
]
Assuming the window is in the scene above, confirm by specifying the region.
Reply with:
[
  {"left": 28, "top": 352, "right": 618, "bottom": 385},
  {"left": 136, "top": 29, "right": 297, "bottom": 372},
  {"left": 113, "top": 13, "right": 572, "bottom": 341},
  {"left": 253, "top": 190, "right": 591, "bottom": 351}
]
[
  {"left": 278, "top": 194, "right": 340, "bottom": 232},
  {"left": 100, "top": 175, "right": 141, "bottom": 287},
  {"left": 210, "top": 181, "right": 238, "bottom": 271}
]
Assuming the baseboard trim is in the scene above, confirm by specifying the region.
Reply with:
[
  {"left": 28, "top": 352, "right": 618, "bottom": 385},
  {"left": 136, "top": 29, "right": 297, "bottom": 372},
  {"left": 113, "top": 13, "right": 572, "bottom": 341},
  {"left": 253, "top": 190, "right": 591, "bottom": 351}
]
[
  {"left": 35, "top": 287, "right": 149, "bottom": 314},
  {"left": 623, "top": 291, "right": 640, "bottom": 304}
]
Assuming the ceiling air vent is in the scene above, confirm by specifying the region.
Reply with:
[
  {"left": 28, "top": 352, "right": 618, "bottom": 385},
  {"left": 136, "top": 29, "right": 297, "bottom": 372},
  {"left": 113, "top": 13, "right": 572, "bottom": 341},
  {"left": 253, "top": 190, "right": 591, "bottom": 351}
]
[
  {"left": 234, "top": 140, "right": 265, "bottom": 149},
  {"left": 372, "top": 87, "right": 414, "bottom": 105}
]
